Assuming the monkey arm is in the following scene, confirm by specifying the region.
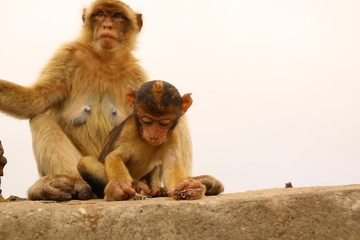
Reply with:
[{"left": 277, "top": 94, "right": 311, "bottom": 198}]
[
  {"left": 103, "top": 152, "right": 136, "bottom": 201},
  {"left": 0, "top": 79, "right": 67, "bottom": 119},
  {"left": 162, "top": 133, "right": 206, "bottom": 200},
  {"left": 164, "top": 154, "right": 206, "bottom": 200},
  {"left": 0, "top": 43, "right": 78, "bottom": 119},
  {"left": 104, "top": 153, "right": 132, "bottom": 181},
  {"left": 162, "top": 150, "right": 188, "bottom": 191}
]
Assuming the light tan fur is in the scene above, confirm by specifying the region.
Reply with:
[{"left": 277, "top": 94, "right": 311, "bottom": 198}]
[
  {"left": 77, "top": 81, "right": 223, "bottom": 201},
  {"left": 0, "top": 0, "right": 221, "bottom": 201},
  {"left": 0, "top": 0, "right": 194, "bottom": 201}
]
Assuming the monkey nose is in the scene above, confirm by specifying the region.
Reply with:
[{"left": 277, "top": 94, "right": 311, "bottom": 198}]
[
  {"left": 102, "top": 25, "right": 113, "bottom": 30},
  {"left": 149, "top": 136, "right": 159, "bottom": 142}
]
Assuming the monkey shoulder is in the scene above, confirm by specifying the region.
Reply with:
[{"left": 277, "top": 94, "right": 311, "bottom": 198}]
[
  {"left": 115, "top": 117, "right": 141, "bottom": 144},
  {"left": 43, "top": 41, "right": 101, "bottom": 72},
  {"left": 37, "top": 42, "right": 83, "bottom": 84}
]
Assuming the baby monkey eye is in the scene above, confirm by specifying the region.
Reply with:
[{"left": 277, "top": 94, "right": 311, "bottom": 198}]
[
  {"left": 159, "top": 120, "right": 172, "bottom": 127},
  {"left": 141, "top": 117, "right": 153, "bottom": 126}
]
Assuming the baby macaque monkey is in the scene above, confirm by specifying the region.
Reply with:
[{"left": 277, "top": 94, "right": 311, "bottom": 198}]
[{"left": 78, "top": 80, "right": 217, "bottom": 200}]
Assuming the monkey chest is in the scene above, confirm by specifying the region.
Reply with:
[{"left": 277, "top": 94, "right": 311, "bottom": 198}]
[{"left": 61, "top": 78, "right": 129, "bottom": 127}]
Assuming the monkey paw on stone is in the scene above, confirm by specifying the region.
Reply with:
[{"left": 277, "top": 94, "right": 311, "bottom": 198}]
[
  {"left": 28, "top": 174, "right": 92, "bottom": 201},
  {"left": 170, "top": 179, "right": 206, "bottom": 200},
  {"left": 149, "top": 187, "right": 168, "bottom": 198},
  {"left": 104, "top": 179, "right": 151, "bottom": 201}
]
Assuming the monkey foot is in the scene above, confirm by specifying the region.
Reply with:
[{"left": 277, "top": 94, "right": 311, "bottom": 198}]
[{"left": 28, "top": 174, "right": 92, "bottom": 201}]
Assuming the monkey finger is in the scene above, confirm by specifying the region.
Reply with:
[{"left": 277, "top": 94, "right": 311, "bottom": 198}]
[
  {"left": 73, "top": 180, "right": 92, "bottom": 200},
  {"left": 45, "top": 175, "right": 88, "bottom": 200},
  {"left": 50, "top": 177, "right": 75, "bottom": 194},
  {"left": 122, "top": 186, "right": 136, "bottom": 195},
  {"left": 172, "top": 188, "right": 205, "bottom": 200},
  {"left": 185, "top": 180, "right": 206, "bottom": 191},
  {"left": 42, "top": 183, "right": 73, "bottom": 201},
  {"left": 150, "top": 190, "right": 160, "bottom": 197},
  {"left": 105, "top": 186, "right": 130, "bottom": 201},
  {"left": 49, "top": 175, "right": 92, "bottom": 200},
  {"left": 105, "top": 178, "right": 141, "bottom": 200},
  {"left": 185, "top": 189, "right": 205, "bottom": 200},
  {"left": 132, "top": 181, "right": 151, "bottom": 195},
  {"left": 174, "top": 180, "right": 191, "bottom": 191},
  {"left": 150, "top": 188, "right": 168, "bottom": 197}
]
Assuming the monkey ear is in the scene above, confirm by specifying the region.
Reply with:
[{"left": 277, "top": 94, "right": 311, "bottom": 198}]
[
  {"left": 126, "top": 85, "right": 137, "bottom": 107},
  {"left": 181, "top": 93, "right": 193, "bottom": 115},
  {"left": 136, "top": 14, "right": 143, "bottom": 31},
  {"left": 82, "top": 8, "right": 86, "bottom": 23}
]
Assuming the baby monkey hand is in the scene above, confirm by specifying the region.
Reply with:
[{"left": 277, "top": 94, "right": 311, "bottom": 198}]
[{"left": 104, "top": 179, "right": 151, "bottom": 201}]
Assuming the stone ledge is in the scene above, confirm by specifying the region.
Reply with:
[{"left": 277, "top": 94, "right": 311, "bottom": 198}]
[{"left": 1, "top": 185, "right": 360, "bottom": 240}]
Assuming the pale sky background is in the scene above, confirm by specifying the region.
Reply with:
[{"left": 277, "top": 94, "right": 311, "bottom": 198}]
[{"left": 0, "top": 0, "right": 359, "bottom": 198}]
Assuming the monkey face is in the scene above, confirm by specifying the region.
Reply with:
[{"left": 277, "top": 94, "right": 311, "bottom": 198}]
[
  {"left": 83, "top": 1, "right": 142, "bottom": 51},
  {"left": 138, "top": 114, "right": 177, "bottom": 146},
  {"left": 91, "top": 8, "right": 127, "bottom": 50}
]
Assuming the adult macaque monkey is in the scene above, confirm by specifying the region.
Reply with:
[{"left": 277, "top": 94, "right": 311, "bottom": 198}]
[
  {"left": 0, "top": 0, "right": 222, "bottom": 200},
  {"left": 78, "top": 80, "right": 224, "bottom": 200},
  {"left": 0, "top": 0, "right": 153, "bottom": 200}
]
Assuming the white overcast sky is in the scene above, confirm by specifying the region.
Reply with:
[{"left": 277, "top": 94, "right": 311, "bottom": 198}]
[{"left": 0, "top": 0, "right": 360, "bottom": 198}]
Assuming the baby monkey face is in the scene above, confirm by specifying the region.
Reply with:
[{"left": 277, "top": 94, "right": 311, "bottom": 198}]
[{"left": 139, "top": 114, "right": 177, "bottom": 146}]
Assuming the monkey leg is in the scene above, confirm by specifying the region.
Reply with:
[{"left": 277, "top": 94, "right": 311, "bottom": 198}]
[
  {"left": 28, "top": 114, "right": 91, "bottom": 200},
  {"left": 28, "top": 174, "right": 92, "bottom": 201},
  {"left": 78, "top": 156, "right": 107, "bottom": 198},
  {"left": 141, "top": 165, "right": 167, "bottom": 197}
]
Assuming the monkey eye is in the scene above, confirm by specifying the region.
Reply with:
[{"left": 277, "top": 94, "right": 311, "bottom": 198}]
[
  {"left": 95, "top": 10, "right": 105, "bottom": 17},
  {"left": 113, "top": 12, "right": 126, "bottom": 19},
  {"left": 159, "top": 120, "right": 172, "bottom": 127},
  {"left": 141, "top": 117, "right": 153, "bottom": 126}
]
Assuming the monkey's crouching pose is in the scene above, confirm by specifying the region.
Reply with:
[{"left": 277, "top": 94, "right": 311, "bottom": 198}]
[{"left": 78, "top": 80, "right": 224, "bottom": 200}]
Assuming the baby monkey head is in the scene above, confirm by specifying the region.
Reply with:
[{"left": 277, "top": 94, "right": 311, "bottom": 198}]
[{"left": 127, "top": 80, "right": 192, "bottom": 146}]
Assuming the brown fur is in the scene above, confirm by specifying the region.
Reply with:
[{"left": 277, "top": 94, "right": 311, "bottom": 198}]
[
  {"left": 0, "top": 0, "right": 221, "bottom": 200},
  {"left": 0, "top": 0, "right": 154, "bottom": 200},
  {"left": 78, "top": 81, "right": 224, "bottom": 200}
]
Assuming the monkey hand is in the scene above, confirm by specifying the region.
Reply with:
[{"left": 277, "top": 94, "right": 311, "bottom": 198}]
[
  {"left": 149, "top": 186, "right": 168, "bottom": 198},
  {"left": 28, "top": 174, "right": 92, "bottom": 201},
  {"left": 132, "top": 180, "right": 152, "bottom": 195},
  {"left": 104, "top": 179, "right": 151, "bottom": 201},
  {"left": 169, "top": 179, "right": 206, "bottom": 200}
]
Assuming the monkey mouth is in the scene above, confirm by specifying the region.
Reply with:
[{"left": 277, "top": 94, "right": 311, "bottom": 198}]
[
  {"left": 100, "top": 35, "right": 117, "bottom": 40},
  {"left": 97, "top": 35, "right": 120, "bottom": 49},
  {"left": 145, "top": 137, "right": 164, "bottom": 146}
]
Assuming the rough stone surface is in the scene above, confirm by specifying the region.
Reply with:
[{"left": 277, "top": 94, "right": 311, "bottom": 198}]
[{"left": 1, "top": 184, "right": 360, "bottom": 240}]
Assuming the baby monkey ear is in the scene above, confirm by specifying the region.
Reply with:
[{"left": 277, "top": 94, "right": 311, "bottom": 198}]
[
  {"left": 181, "top": 93, "right": 193, "bottom": 115},
  {"left": 136, "top": 13, "right": 143, "bottom": 31},
  {"left": 126, "top": 85, "right": 137, "bottom": 108}
]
